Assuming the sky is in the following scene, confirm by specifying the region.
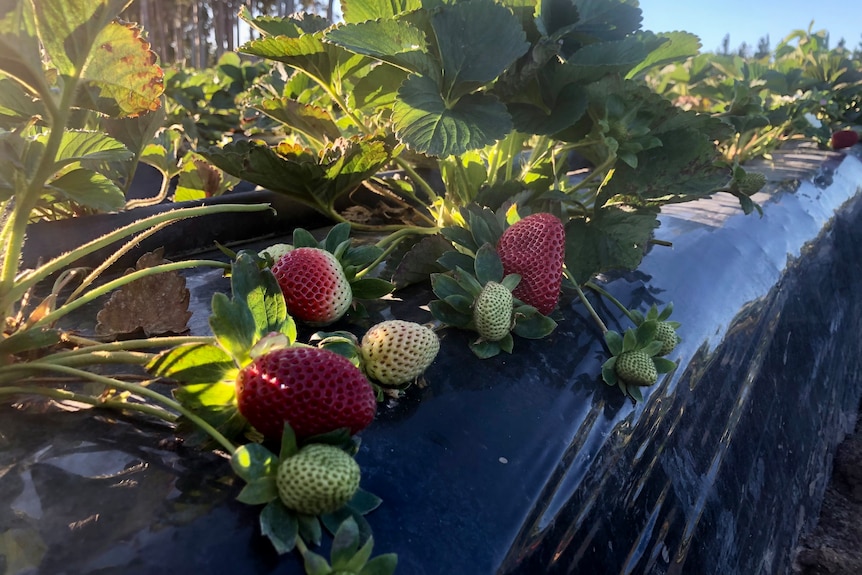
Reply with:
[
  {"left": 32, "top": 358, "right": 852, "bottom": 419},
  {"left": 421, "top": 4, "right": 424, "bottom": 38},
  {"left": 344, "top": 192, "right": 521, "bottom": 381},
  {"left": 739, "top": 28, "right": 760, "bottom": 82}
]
[{"left": 639, "top": 0, "right": 862, "bottom": 54}]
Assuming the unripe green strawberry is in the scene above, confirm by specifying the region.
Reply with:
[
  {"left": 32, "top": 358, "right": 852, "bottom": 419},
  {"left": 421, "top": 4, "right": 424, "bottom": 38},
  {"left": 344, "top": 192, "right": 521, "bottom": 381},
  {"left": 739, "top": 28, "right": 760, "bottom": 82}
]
[
  {"left": 361, "top": 320, "right": 440, "bottom": 386},
  {"left": 655, "top": 322, "right": 680, "bottom": 356},
  {"left": 737, "top": 172, "right": 766, "bottom": 195},
  {"left": 615, "top": 350, "right": 658, "bottom": 386},
  {"left": 473, "top": 282, "right": 513, "bottom": 341},
  {"left": 276, "top": 444, "right": 360, "bottom": 515},
  {"left": 272, "top": 247, "right": 352, "bottom": 326}
]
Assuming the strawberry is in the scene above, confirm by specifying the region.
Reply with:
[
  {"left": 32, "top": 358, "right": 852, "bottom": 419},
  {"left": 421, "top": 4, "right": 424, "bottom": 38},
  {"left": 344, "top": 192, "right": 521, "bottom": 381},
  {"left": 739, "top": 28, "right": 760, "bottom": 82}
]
[
  {"left": 272, "top": 247, "right": 352, "bottom": 326},
  {"left": 497, "top": 213, "right": 565, "bottom": 315},
  {"left": 831, "top": 129, "right": 859, "bottom": 150},
  {"left": 276, "top": 443, "right": 360, "bottom": 515},
  {"left": 473, "top": 281, "right": 513, "bottom": 341},
  {"left": 360, "top": 320, "right": 440, "bottom": 386},
  {"left": 235, "top": 346, "right": 376, "bottom": 440},
  {"left": 654, "top": 322, "right": 680, "bottom": 356},
  {"left": 615, "top": 350, "right": 658, "bottom": 387}
]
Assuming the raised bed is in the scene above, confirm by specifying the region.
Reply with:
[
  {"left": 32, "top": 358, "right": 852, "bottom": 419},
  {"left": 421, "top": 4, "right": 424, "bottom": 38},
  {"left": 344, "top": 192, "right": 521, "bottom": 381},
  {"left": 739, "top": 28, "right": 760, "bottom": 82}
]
[{"left": 2, "top": 143, "right": 862, "bottom": 574}]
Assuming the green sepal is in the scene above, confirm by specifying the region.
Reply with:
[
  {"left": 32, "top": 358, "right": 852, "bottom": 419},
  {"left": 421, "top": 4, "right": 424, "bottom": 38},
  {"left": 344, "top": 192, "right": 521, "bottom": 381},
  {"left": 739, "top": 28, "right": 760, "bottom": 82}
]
[
  {"left": 260, "top": 501, "right": 299, "bottom": 554},
  {"left": 470, "top": 339, "right": 501, "bottom": 359},
  {"left": 303, "top": 549, "right": 332, "bottom": 575},
  {"left": 431, "top": 273, "right": 471, "bottom": 300},
  {"left": 653, "top": 357, "right": 677, "bottom": 374},
  {"left": 297, "top": 514, "right": 323, "bottom": 546},
  {"left": 237, "top": 477, "right": 279, "bottom": 505},
  {"left": 641, "top": 340, "right": 664, "bottom": 357},
  {"left": 601, "top": 356, "right": 618, "bottom": 386},
  {"left": 604, "top": 330, "right": 624, "bottom": 356},
  {"left": 512, "top": 310, "right": 556, "bottom": 339},
  {"left": 337, "top": 537, "right": 375, "bottom": 572},
  {"left": 467, "top": 213, "right": 495, "bottom": 249},
  {"left": 279, "top": 422, "right": 299, "bottom": 461},
  {"left": 437, "top": 250, "right": 476, "bottom": 273},
  {"left": 622, "top": 328, "right": 637, "bottom": 352},
  {"left": 350, "top": 277, "right": 395, "bottom": 300},
  {"left": 330, "top": 516, "right": 361, "bottom": 568},
  {"left": 429, "top": 299, "right": 472, "bottom": 327},
  {"left": 312, "top": 332, "right": 362, "bottom": 366},
  {"left": 444, "top": 294, "right": 474, "bottom": 316},
  {"left": 292, "top": 227, "right": 319, "bottom": 248},
  {"left": 635, "top": 320, "right": 658, "bottom": 347},
  {"left": 453, "top": 267, "right": 483, "bottom": 297},
  {"left": 500, "top": 273, "right": 521, "bottom": 291},
  {"left": 304, "top": 427, "right": 359, "bottom": 454},
  {"left": 348, "top": 489, "right": 383, "bottom": 515},
  {"left": 473, "top": 243, "right": 503, "bottom": 285},
  {"left": 320, "top": 507, "right": 373, "bottom": 543},
  {"left": 343, "top": 244, "right": 384, "bottom": 270},
  {"left": 231, "top": 443, "right": 279, "bottom": 483},
  {"left": 324, "top": 222, "right": 352, "bottom": 254},
  {"left": 627, "top": 384, "right": 644, "bottom": 403},
  {"left": 440, "top": 225, "right": 478, "bottom": 252},
  {"left": 359, "top": 554, "right": 398, "bottom": 575},
  {"left": 498, "top": 332, "right": 515, "bottom": 354}
]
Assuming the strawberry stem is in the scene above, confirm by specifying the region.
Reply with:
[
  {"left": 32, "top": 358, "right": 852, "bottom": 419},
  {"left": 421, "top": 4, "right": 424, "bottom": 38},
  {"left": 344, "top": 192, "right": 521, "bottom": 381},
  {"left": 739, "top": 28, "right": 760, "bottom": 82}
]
[
  {"left": 0, "top": 385, "right": 178, "bottom": 421},
  {"left": 564, "top": 270, "right": 608, "bottom": 333},
  {"left": 584, "top": 281, "right": 640, "bottom": 324}
]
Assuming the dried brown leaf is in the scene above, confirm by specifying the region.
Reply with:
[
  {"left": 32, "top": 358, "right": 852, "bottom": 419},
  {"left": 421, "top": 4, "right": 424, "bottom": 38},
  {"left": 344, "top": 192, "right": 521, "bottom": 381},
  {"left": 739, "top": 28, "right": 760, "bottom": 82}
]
[{"left": 95, "top": 248, "right": 192, "bottom": 337}]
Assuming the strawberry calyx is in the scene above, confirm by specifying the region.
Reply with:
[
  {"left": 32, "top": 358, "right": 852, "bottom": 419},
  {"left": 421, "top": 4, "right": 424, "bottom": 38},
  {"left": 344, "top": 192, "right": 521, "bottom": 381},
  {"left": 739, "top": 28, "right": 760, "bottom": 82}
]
[{"left": 601, "top": 319, "right": 678, "bottom": 402}]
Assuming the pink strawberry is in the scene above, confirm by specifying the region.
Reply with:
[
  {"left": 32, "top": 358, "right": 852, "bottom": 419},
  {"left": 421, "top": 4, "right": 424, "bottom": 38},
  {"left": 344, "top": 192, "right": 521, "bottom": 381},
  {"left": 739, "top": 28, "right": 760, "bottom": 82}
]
[
  {"left": 272, "top": 247, "right": 352, "bottom": 325},
  {"left": 496, "top": 213, "right": 565, "bottom": 315},
  {"left": 831, "top": 129, "right": 859, "bottom": 149},
  {"left": 235, "top": 346, "right": 376, "bottom": 440}
]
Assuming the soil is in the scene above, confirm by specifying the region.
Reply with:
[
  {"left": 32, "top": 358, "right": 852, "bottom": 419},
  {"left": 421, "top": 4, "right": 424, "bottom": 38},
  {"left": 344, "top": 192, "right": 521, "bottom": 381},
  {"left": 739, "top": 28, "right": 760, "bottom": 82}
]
[{"left": 792, "top": 404, "right": 862, "bottom": 574}]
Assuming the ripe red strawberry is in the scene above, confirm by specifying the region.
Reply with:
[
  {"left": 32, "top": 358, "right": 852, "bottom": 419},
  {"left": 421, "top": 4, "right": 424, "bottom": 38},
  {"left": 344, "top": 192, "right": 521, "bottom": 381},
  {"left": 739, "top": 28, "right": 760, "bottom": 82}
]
[
  {"left": 496, "top": 213, "right": 565, "bottom": 315},
  {"left": 831, "top": 129, "right": 859, "bottom": 149},
  {"left": 235, "top": 346, "right": 376, "bottom": 440},
  {"left": 272, "top": 247, "right": 352, "bottom": 326}
]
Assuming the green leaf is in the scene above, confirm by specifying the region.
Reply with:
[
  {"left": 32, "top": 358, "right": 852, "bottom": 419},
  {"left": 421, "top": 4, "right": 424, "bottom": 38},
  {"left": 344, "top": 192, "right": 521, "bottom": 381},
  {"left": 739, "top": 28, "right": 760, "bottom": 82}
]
[
  {"left": 237, "top": 477, "right": 279, "bottom": 505},
  {"left": 626, "top": 31, "right": 702, "bottom": 79},
  {"left": 47, "top": 168, "right": 125, "bottom": 212},
  {"left": 0, "top": 1, "right": 44, "bottom": 99},
  {"left": 341, "top": 0, "right": 421, "bottom": 22},
  {"left": 350, "top": 278, "right": 395, "bottom": 300},
  {"left": 231, "top": 443, "right": 279, "bottom": 483},
  {"left": 40, "top": 130, "right": 132, "bottom": 168},
  {"left": 231, "top": 252, "right": 294, "bottom": 345},
  {"left": 432, "top": 0, "right": 529, "bottom": 94},
  {"left": 473, "top": 244, "right": 503, "bottom": 285},
  {"left": 437, "top": 251, "right": 476, "bottom": 274},
  {"left": 173, "top": 380, "right": 237, "bottom": 413},
  {"left": 209, "top": 292, "right": 256, "bottom": 363},
  {"left": 260, "top": 501, "right": 299, "bottom": 554},
  {"left": 147, "top": 343, "right": 236, "bottom": 384},
  {"left": 564, "top": 207, "right": 660, "bottom": 285},
  {"left": 0, "top": 327, "right": 60, "bottom": 355},
  {"left": 440, "top": 226, "right": 478, "bottom": 252},
  {"left": 324, "top": 19, "right": 436, "bottom": 77},
  {"left": 255, "top": 98, "right": 341, "bottom": 143},
  {"left": 392, "top": 75, "right": 513, "bottom": 156},
  {"left": 428, "top": 299, "right": 471, "bottom": 328},
  {"left": 508, "top": 83, "right": 589, "bottom": 135},
  {"left": 604, "top": 330, "right": 623, "bottom": 356}
]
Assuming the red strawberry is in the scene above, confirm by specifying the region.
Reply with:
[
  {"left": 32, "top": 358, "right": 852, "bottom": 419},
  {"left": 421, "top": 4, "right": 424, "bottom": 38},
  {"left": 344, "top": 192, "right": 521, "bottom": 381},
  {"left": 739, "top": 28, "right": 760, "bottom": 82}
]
[
  {"left": 831, "top": 130, "right": 859, "bottom": 149},
  {"left": 235, "top": 346, "right": 376, "bottom": 440},
  {"left": 496, "top": 213, "right": 565, "bottom": 315},
  {"left": 272, "top": 247, "right": 352, "bottom": 325}
]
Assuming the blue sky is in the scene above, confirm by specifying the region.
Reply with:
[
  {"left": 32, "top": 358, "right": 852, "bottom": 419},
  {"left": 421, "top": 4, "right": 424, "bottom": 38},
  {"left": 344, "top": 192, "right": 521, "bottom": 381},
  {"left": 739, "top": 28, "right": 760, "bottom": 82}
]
[{"left": 639, "top": 0, "right": 862, "bottom": 54}]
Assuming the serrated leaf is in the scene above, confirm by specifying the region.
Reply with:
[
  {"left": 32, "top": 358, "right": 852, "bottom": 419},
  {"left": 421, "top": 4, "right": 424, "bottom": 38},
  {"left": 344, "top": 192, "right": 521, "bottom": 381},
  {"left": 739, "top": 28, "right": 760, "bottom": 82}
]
[
  {"left": 39, "top": 130, "right": 132, "bottom": 168},
  {"left": 341, "top": 0, "right": 421, "bottom": 22},
  {"left": 626, "top": 31, "right": 701, "bottom": 79},
  {"left": 432, "top": 0, "right": 529, "bottom": 93},
  {"left": 324, "top": 19, "right": 436, "bottom": 77},
  {"left": 350, "top": 278, "right": 395, "bottom": 300},
  {"left": 47, "top": 168, "right": 126, "bottom": 212},
  {"left": 392, "top": 75, "right": 512, "bottom": 156},
  {"left": 604, "top": 330, "right": 624, "bottom": 356},
  {"left": 467, "top": 217, "right": 495, "bottom": 252},
  {"left": 147, "top": 343, "right": 236, "bottom": 384},
  {"left": 0, "top": 1, "right": 44, "bottom": 99},
  {"left": 172, "top": 380, "right": 237, "bottom": 412},
  {"left": 233, "top": 252, "right": 294, "bottom": 340},
  {"left": 231, "top": 443, "right": 279, "bottom": 483},
  {"left": 437, "top": 251, "right": 476, "bottom": 274},
  {"left": 255, "top": 97, "right": 341, "bottom": 143},
  {"left": 0, "top": 327, "right": 60, "bottom": 355},
  {"left": 564, "top": 207, "right": 659, "bottom": 285},
  {"left": 260, "top": 501, "right": 299, "bottom": 555},
  {"left": 509, "top": 82, "right": 589, "bottom": 135},
  {"left": 470, "top": 339, "right": 501, "bottom": 359},
  {"left": 473, "top": 244, "right": 503, "bottom": 285},
  {"left": 237, "top": 477, "right": 279, "bottom": 505}
]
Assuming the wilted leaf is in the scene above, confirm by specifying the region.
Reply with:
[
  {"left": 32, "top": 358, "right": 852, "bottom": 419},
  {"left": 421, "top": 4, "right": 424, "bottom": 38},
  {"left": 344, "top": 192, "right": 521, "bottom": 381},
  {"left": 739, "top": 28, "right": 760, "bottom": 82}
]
[{"left": 96, "top": 248, "right": 192, "bottom": 336}]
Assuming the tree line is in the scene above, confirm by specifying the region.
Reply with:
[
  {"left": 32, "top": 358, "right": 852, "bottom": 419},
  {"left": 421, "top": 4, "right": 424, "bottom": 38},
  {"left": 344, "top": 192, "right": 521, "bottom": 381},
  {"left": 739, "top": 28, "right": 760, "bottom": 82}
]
[{"left": 120, "top": 0, "right": 333, "bottom": 68}]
